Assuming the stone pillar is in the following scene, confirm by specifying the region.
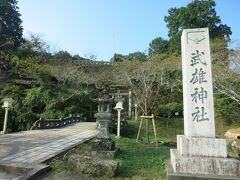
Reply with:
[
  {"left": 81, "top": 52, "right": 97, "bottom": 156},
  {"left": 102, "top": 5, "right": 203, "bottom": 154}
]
[
  {"left": 89, "top": 105, "right": 92, "bottom": 118},
  {"left": 128, "top": 89, "right": 132, "bottom": 117},
  {"left": 181, "top": 28, "right": 214, "bottom": 138},
  {"left": 100, "top": 104, "right": 104, "bottom": 112},
  {"left": 182, "top": 28, "right": 215, "bottom": 137},
  {"left": 116, "top": 109, "right": 121, "bottom": 137},
  {"left": 2, "top": 107, "right": 9, "bottom": 134},
  {"left": 134, "top": 104, "right": 138, "bottom": 121},
  {"left": 106, "top": 104, "right": 110, "bottom": 112},
  {"left": 167, "top": 28, "right": 240, "bottom": 179}
]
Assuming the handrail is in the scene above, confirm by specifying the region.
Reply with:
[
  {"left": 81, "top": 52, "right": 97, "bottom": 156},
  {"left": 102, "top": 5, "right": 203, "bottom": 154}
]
[{"left": 31, "top": 115, "right": 85, "bottom": 130}]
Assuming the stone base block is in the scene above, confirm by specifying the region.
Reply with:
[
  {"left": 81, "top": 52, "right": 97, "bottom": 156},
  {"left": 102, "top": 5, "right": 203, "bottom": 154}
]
[
  {"left": 91, "top": 138, "right": 115, "bottom": 151},
  {"left": 170, "top": 149, "right": 240, "bottom": 176},
  {"left": 68, "top": 154, "right": 118, "bottom": 178},
  {"left": 91, "top": 148, "right": 119, "bottom": 158},
  {"left": 177, "top": 135, "right": 227, "bottom": 157},
  {"left": 166, "top": 160, "right": 240, "bottom": 180}
]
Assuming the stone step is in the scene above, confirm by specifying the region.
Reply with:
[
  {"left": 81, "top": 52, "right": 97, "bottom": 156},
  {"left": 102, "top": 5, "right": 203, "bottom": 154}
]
[
  {"left": 170, "top": 149, "right": 240, "bottom": 177},
  {"left": 0, "top": 162, "right": 50, "bottom": 179},
  {"left": 0, "top": 170, "right": 23, "bottom": 180},
  {"left": 177, "top": 135, "right": 227, "bottom": 157},
  {"left": 166, "top": 160, "right": 240, "bottom": 180}
]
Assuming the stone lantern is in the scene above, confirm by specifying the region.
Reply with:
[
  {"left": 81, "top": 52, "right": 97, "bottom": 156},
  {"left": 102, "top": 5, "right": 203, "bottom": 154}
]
[
  {"left": 114, "top": 97, "right": 124, "bottom": 138},
  {"left": 2, "top": 98, "right": 13, "bottom": 134},
  {"left": 92, "top": 87, "right": 117, "bottom": 157}
]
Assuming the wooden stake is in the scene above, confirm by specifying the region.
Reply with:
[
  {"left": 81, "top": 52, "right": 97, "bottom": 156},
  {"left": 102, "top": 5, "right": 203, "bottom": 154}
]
[
  {"left": 136, "top": 118, "right": 143, "bottom": 142},
  {"left": 152, "top": 114, "right": 158, "bottom": 147},
  {"left": 136, "top": 114, "right": 158, "bottom": 147}
]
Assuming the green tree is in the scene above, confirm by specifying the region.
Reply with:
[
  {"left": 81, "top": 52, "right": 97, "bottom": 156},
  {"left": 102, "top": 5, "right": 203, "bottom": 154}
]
[
  {"left": 72, "top": 54, "right": 85, "bottom": 61},
  {"left": 17, "top": 34, "right": 52, "bottom": 63},
  {"left": 0, "top": 0, "right": 23, "bottom": 52},
  {"left": 148, "top": 37, "right": 168, "bottom": 55},
  {"left": 20, "top": 34, "right": 49, "bottom": 54},
  {"left": 111, "top": 52, "right": 147, "bottom": 62},
  {"left": 127, "top": 51, "right": 147, "bottom": 61},
  {"left": 164, "top": 0, "right": 232, "bottom": 53},
  {"left": 110, "top": 53, "right": 127, "bottom": 62},
  {"left": 53, "top": 50, "right": 73, "bottom": 64}
]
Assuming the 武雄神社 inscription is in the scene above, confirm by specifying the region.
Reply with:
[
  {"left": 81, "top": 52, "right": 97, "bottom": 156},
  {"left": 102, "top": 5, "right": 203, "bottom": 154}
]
[{"left": 182, "top": 28, "right": 215, "bottom": 138}]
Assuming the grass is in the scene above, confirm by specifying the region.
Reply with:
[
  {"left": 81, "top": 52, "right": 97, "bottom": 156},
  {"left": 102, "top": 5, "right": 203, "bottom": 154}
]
[
  {"left": 114, "top": 137, "right": 170, "bottom": 180},
  {"left": 46, "top": 117, "right": 240, "bottom": 179}
]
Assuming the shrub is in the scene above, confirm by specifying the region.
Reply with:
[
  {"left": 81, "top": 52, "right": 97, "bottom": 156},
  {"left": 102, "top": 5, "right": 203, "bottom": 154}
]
[{"left": 154, "top": 102, "right": 183, "bottom": 118}]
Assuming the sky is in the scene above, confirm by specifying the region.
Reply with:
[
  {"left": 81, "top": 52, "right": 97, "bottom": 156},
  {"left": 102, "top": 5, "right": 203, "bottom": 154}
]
[{"left": 18, "top": 0, "right": 240, "bottom": 61}]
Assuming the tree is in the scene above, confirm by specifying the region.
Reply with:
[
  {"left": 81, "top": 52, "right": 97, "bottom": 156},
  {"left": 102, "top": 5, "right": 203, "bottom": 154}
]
[
  {"left": 0, "top": 0, "right": 23, "bottom": 52},
  {"left": 20, "top": 34, "right": 50, "bottom": 54},
  {"left": 213, "top": 50, "right": 240, "bottom": 124},
  {"left": 117, "top": 59, "right": 180, "bottom": 115},
  {"left": 72, "top": 54, "right": 85, "bottom": 61},
  {"left": 17, "top": 34, "right": 52, "bottom": 63},
  {"left": 213, "top": 49, "right": 240, "bottom": 105},
  {"left": 53, "top": 51, "right": 73, "bottom": 64},
  {"left": 120, "top": 61, "right": 161, "bottom": 115},
  {"left": 50, "top": 64, "right": 79, "bottom": 85},
  {"left": 127, "top": 51, "right": 147, "bottom": 61},
  {"left": 110, "top": 53, "right": 127, "bottom": 62},
  {"left": 164, "top": 0, "right": 232, "bottom": 53},
  {"left": 0, "top": 0, "right": 23, "bottom": 82},
  {"left": 148, "top": 37, "right": 168, "bottom": 55},
  {"left": 111, "top": 52, "right": 147, "bottom": 62},
  {"left": 0, "top": 53, "right": 12, "bottom": 82}
]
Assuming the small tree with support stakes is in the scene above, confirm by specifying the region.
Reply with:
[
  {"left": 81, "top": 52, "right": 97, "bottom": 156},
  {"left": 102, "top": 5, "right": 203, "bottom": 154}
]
[{"left": 136, "top": 114, "right": 158, "bottom": 147}]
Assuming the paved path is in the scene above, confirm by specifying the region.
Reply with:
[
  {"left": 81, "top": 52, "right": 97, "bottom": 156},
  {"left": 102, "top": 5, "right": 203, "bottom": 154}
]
[{"left": 0, "top": 122, "right": 98, "bottom": 179}]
